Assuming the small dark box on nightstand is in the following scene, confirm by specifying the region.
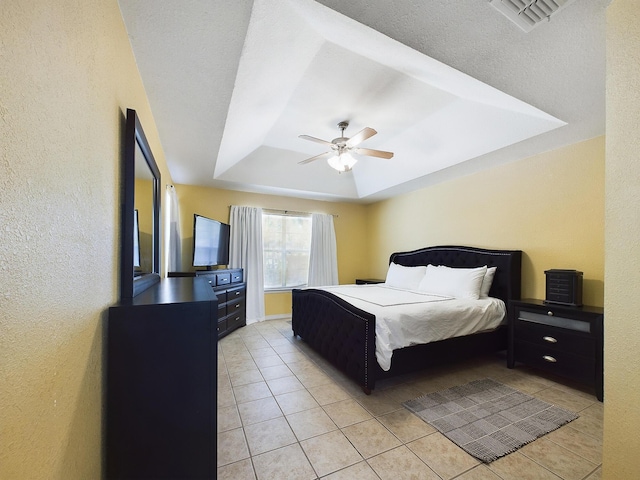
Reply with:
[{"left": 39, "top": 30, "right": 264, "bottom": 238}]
[{"left": 544, "top": 269, "right": 583, "bottom": 306}]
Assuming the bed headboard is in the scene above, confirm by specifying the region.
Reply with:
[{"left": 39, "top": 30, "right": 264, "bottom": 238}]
[{"left": 389, "top": 245, "right": 522, "bottom": 304}]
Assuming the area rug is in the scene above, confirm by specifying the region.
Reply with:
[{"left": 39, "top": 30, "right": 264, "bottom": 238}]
[{"left": 403, "top": 378, "right": 578, "bottom": 463}]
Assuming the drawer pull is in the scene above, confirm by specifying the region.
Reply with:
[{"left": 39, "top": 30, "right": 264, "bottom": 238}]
[
  {"left": 234, "top": 304, "right": 240, "bottom": 309},
  {"left": 547, "top": 311, "right": 554, "bottom": 316},
  {"left": 543, "top": 336, "right": 558, "bottom": 343},
  {"left": 542, "top": 355, "right": 557, "bottom": 363},
  {"left": 234, "top": 291, "right": 240, "bottom": 296}
]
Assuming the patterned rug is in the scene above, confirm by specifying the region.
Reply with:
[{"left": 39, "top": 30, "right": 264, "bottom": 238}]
[{"left": 403, "top": 378, "right": 578, "bottom": 463}]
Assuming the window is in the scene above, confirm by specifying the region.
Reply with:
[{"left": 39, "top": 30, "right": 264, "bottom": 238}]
[{"left": 262, "top": 212, "right": 312, "bottom": 290}]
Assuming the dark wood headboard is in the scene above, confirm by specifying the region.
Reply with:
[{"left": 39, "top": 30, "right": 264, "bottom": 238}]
[{"left": 389, "top": 245, "right": 522, "bottom": 305}]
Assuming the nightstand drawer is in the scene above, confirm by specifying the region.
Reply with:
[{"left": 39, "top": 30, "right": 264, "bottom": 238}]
[
  {"left": 516, "top": 309, "right": 591, "bottom": 333},
  {"left": 515, "top": 340, "right": 595, "bottom": 385},
  {"left": 515, "top": 320, "right": 594, "bottom": 357}
]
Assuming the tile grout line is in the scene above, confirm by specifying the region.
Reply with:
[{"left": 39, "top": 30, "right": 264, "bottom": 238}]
[
  {"left": 219, "top": 319, "right": 602, "bottom": 479},
  {"left": 264, "top": 323, "right": 435, "bottom": 478}
]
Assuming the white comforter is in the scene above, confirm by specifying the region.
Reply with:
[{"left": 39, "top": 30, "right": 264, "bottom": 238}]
[{"left": 316, "top": 284, "right": 506, "bottom": 371}]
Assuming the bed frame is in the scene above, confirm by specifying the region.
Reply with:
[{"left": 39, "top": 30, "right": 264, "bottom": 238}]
[{"left": 292, "top": 245, "right": 522, "bottom": 394}]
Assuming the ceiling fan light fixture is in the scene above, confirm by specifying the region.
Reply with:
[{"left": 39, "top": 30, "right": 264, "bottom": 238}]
[
  {"left": 299, "top": 121, "right": 393, "bottom": 171},
  {"left": 327, "top": 151, "right": 357, "bottom": 172}
]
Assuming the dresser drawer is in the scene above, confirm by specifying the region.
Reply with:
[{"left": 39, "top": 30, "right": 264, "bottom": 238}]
[
  {"left": 214, "top": 284, "right": 245, "bottom": 305},
  {"left": 226, "top": 298, "right": 245, "bottom": 315},
  {"left": 216, "top": 273, "right": 231, "bottom": 286},
  {"left": 230, "top": 270, "right": 243, "bottom": 283},
  {"left": 217, "top": 317, "right": 227, "bottom": 335},
  {"left": 226, "top": 312, "right": 245, "bottom": 331},
  {"left": 515, "top": 340, "right": 595, "bottom": 385},
  {"left": 226, "top": 284, "right": 246, "bottom": 301},
  {"left": 214, "top": 289, "right": 228, "bottom": 304},
  {"left": 515, "top": 320, "right": 594, "bottom": 357}
]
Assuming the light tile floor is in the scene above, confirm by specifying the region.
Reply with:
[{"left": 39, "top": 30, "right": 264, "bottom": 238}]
[{"left": 217, "top": 319, "right": 603, "bottom": 480}]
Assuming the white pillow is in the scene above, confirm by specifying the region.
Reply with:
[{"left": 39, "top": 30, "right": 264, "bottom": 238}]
[
  {"left": 418, "top": 264, "right": 487, "bottom": 300},
  {"left": 384, "top": 263, "right": 427, "bottom": 290},
  {"left": 480, "top": 266, "right": 497, "bottom": 298}
]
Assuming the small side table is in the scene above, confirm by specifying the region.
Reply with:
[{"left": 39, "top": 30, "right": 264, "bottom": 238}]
[{"left": 508, "top": 298, "right": 603, "bottom": 401}]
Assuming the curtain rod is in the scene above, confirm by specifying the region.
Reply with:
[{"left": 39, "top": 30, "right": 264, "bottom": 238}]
[
  {"left": 262, "top": 208, "right": 339, "bottom": 218},
  {"left": 230, "top": 206, "right": 338, "bottom": 218}
]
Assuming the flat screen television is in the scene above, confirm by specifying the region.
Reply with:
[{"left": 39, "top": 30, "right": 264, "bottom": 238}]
[{"left": 192, "top": 214, "right": 230, "bottom": 269}]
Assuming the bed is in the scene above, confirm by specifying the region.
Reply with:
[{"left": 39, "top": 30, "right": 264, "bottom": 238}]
[{"left": 292, "top": 245, "right": 522, "bottom": 394}]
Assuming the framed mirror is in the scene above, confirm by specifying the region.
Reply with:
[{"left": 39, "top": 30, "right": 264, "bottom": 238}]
[{"left": 120, "top": 108, "right": 161, "bottom": 300}]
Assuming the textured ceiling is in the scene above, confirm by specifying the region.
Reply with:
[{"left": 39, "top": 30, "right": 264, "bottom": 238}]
[{"left": 118, "top": 0, "right": 609, "bottom": 203}]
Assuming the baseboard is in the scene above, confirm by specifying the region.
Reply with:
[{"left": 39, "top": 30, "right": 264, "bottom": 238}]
[
  {"left": 247, "top": 314, "right": 291, "bottom": 325},
  {"left": 265, "top": 314, "right": 291, "bottom": 321}
]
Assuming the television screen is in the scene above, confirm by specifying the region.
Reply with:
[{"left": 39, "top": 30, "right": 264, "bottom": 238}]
[{"left": 193, "top": 214, "right": 230, "bottom": 268}]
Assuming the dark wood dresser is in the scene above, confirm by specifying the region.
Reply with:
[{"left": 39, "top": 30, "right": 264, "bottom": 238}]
[
  {"left": 170, "top": 268, "right": 247, "bottom": 338},
  {"left": 508, "top": 298, "right": 603, "bottom": 401},
  {"left": 196, "top": 268, "right": 246, "bottom": 338},
  {"left": 107, "top": 276, "right": 218, "bottom": 479}
]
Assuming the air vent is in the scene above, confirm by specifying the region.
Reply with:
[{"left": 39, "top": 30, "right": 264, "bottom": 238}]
[{"left": 489, "top": 0, "right": 576, "bottom": 32}]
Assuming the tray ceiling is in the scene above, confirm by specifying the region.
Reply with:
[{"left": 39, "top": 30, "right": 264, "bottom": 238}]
[{"left": 118, "top": 0, "right": 608, "bottom": 203}]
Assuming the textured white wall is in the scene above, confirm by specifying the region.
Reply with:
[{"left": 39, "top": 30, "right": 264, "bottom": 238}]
[
  {"left": 0, "top": 1, "right": 170, "bottom": 478},
  {"left": 603, "top": 0, "right": 640, "bottom": 477}
]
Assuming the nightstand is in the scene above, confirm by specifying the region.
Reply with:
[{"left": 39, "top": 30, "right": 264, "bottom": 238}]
[
  {"left": 508, "top": 299, "right": 603, "bottom": 401},
  {"left": 355, "top": 278, "right": 385, "bottom": 285}
]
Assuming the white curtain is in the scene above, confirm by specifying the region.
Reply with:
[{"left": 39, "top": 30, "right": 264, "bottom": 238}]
[
  {"left": 166, "top": 185, "right": 182, "bottom": 273},
  {"left": 229, "top": 205, "right": 265, "bottom": 323},
  {"left": 308, "top": 213, "right": 339, "bottom": 287}
]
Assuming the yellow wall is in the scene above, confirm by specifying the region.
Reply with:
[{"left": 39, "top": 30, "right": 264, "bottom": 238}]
[
  {"left": 1, "top": 0, "right": 632, "bottom": 477},
  {"left": 0, "top": 2, "right": 172, "bottom": 478},
  {"left": 367, "top": 137, "right": 605, "bottom": 307},
  {"left": 603, "top": 1, "right": 640, "bottom": 477},
  {"left": 134, "top": 178, "right": 154, "bottom": 236},
  {"left": 134, "top": 178, "right": 154, "bottom": 273},
  {"left": 175, "top": 137, "right": 604, "bottom": 316},
  {"left": 173, "top": 185, "right": 369, "bottom": 317}
]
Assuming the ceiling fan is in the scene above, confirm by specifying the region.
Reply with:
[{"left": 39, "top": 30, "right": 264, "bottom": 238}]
[{"left": 298, "top": 121, "right": 394, "bottom": 173}]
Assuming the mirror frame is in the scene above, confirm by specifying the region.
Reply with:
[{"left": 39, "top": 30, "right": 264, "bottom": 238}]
[{"left": 120, "top": 108, "right": 161, "bottom": 300}]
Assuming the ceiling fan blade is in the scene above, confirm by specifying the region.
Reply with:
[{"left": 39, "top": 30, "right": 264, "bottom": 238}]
[
  {"left": 353, "top": 147, "right": 394, "bottom": 159},
  {"left": 346, "top": 127, "right": 377, "bottom": 147},
  {"left": 298, "top": 151, "right": 335, "bottom": 165},
  {"left": 299, "top": 134, "right": 334, "bottom": 146}
]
